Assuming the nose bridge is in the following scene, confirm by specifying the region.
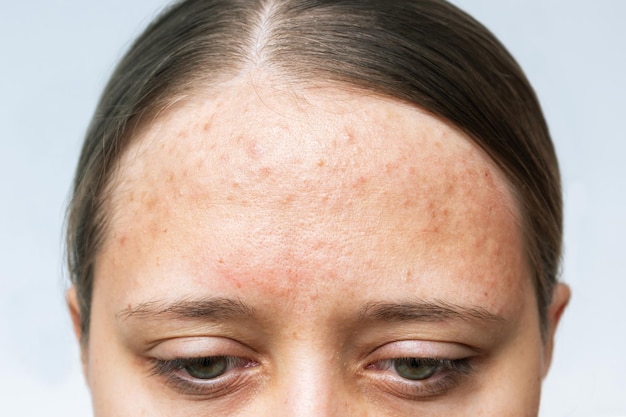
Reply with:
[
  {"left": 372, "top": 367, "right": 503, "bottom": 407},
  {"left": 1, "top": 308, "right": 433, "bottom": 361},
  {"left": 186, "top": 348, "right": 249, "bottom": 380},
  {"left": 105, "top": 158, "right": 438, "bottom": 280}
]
[
  {"left": 281, "top": 359, "right": 340, "bottom": 416},
  {"left": 263, "top": 347, "right": 355, "bottom": 417}
]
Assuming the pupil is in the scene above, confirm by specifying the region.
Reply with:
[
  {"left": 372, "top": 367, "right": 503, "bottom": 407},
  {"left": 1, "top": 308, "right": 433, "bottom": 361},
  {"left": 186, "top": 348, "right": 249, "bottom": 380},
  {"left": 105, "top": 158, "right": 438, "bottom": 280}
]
[
  {"left": 394, "top": 358, "right": 439, "bottom": 380},
  {"left": 184, "top": 357, "right": 228, "bottom": 380}
]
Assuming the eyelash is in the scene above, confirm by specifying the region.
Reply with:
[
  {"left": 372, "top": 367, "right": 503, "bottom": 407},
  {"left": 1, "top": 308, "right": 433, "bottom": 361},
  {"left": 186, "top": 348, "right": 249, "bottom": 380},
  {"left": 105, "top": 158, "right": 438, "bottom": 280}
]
[
  {"left": 149, "top": 356, "right": 259, "bottom": 398},
  {"left": 367, "top": 357, "right": 474, "bottom": 399}
]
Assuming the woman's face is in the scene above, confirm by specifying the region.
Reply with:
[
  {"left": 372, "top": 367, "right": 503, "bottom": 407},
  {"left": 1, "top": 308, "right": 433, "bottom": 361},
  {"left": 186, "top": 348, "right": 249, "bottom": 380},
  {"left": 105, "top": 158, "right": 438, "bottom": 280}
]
[{"left": 70, "top": 78, "right": 562, "bottom": 416}]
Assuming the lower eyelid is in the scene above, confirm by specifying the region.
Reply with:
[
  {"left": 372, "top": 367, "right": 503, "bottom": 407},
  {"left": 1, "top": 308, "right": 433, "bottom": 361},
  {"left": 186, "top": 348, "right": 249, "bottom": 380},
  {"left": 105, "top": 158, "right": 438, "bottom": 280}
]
[
  {"left": 378, "top": 372, "right": 465, "bottom": 399},
  {"left": 166, "top": 367, "right": 254, "bottom": 398}
]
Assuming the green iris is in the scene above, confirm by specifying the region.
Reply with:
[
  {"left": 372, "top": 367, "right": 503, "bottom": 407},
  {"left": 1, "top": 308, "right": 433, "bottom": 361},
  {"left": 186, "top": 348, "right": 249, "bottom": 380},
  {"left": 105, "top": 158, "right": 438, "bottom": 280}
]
[
  {"left": 184, "top": 357, "right": 229, "bottom": 380},
  {"left": 394, "top": 358, "right": 439, "bottom": 380}
]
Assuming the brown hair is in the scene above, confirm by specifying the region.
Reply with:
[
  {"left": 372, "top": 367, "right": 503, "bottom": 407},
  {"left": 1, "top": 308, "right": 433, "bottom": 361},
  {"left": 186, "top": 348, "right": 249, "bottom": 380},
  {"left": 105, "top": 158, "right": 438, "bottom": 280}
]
[{"left": 67, "top": 0, "right": 561, "bottom": 339}]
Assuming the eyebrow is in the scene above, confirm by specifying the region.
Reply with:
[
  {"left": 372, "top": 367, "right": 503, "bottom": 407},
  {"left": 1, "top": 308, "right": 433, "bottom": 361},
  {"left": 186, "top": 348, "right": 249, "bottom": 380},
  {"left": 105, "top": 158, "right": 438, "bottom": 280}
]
[
  {"left": 358, "top": 300, "right": 506, "bottom": 325},
  {"left": 117, "top": 297, "right": 255, "bottom": 322},
  {"left": 117, "top": 297, "right": 505, "bottom": 326}
]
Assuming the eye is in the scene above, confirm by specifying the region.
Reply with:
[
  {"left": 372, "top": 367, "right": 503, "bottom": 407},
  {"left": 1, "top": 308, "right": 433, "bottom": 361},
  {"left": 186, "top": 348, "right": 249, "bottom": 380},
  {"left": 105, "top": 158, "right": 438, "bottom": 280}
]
[
  {"left": 182, "top": 356, "right": 230, "bottom": 380},
  {"left": 150, "top": 356, "right": 259, "bottom": 398},
  {"left": 393, "top": 358, "right": 439, "bottom": 380}
]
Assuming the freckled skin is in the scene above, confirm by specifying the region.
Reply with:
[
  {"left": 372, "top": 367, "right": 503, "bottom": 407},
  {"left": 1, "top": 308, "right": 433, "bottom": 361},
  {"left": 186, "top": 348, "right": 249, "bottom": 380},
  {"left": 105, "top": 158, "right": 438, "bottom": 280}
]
[{"left": 70, "top": 78, "right": 568, "bottom": 416}]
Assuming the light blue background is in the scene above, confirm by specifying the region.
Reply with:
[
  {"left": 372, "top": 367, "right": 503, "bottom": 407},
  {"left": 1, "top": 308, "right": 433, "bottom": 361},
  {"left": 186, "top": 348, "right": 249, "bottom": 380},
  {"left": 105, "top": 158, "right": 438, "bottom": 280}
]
[{"left": 1, "top": 1, "right": 624, "bottom": 415}]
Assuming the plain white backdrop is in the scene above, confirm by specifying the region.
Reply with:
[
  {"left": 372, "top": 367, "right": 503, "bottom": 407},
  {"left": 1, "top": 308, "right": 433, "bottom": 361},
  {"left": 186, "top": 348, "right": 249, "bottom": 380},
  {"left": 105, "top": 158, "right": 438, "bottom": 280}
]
[{"left": 0, "top": 1, "right": 624, "bottom": 415}]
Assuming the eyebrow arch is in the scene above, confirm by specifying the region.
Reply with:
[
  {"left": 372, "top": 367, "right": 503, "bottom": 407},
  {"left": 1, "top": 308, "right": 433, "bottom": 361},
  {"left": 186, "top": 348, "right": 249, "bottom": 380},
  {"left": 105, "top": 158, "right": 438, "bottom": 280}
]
[
  {"left": 117, "top": 297, "right": 255, "bottom": 322},
  {"left": 358, "top": 300, "right": 506, "bottom": 324}
]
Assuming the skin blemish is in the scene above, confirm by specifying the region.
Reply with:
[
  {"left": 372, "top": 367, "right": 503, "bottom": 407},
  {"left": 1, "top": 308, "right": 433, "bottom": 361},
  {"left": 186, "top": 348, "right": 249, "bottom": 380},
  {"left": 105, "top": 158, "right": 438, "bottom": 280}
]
[
  {"left": 353, "top": 176, "right": 368, "bottom": 189},
  {"left": 225, "top": 273, "right": 243, "bottom": 289},
  {"left": 216, "top": 263, "right": 294, "bottom": 298},
  {"left": 401, "top": 197, "right": 414, "bottom": 209},
  {"left": 144, "top": 196, "right": 158, "bottom": 210},
  {"left": 279, "top": 193, "right": 296, "bottom": 207},
  {"left": 342, "top": 127, "right": 356, "bottom": 144},
  {"left": 247, "top": 141, "right": 265, "bottom": 158},
  {"left": 258, "top": 167, "right": 273, "bottom": 178},
  {"left": 384, "top": 162, "right": 400, "bottom": 175}
]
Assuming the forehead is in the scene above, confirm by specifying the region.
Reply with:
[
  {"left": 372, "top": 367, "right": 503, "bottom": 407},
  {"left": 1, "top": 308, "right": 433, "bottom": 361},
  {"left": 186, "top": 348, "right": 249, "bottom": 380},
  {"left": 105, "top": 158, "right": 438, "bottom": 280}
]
[
  {"left": 101, "top": 80, "right": 526, "bottom": 318},
  {"left": 112, "top": 82, "right": 516, "bottom": 222}
]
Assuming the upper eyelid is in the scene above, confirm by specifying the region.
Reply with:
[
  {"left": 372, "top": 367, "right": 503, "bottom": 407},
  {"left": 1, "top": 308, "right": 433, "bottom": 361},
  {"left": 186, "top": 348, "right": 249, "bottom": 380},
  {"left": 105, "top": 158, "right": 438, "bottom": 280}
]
[
  {"left": 360, "top": 339, "right": 479, "bottom": 365},
  {"left": 146, "top": 336, "right": 261, "bottom": 360}
]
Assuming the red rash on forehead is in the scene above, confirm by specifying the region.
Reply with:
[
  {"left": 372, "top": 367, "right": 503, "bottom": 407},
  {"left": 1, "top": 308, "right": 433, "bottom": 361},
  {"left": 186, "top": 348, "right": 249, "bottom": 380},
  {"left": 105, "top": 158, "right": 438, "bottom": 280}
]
[{"left": 96, "top": 82, "right": 528, "bottom": 322}]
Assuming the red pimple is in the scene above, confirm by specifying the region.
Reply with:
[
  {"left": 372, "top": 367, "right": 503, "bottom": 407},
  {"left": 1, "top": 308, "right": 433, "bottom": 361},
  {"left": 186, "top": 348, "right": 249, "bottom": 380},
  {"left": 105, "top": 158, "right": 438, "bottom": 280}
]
[
  {"left": 353, "top": 176, "right": 368, "bottom": 189},
  {"left": 279, "top": 193, "right": 296, "bottom": 206},
  {"left": 259, "top": 167, "right": 272, "bottom": 178}
]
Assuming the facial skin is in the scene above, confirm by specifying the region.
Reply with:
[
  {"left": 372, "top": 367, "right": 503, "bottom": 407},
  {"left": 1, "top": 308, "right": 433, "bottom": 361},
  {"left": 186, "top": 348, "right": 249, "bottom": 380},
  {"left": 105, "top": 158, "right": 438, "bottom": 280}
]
[{"left": 68, "top": 75, "right": 569, "bottom": 416}]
